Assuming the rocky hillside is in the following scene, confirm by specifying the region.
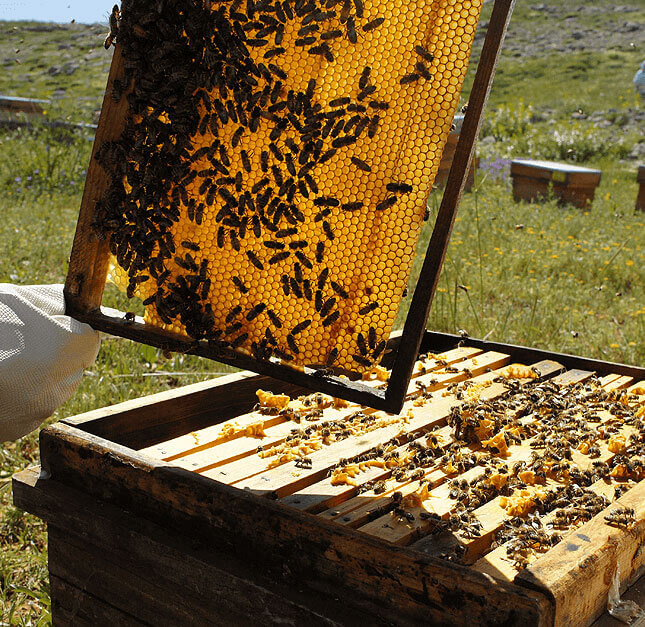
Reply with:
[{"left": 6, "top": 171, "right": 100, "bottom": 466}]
[{"left": 1, "top": 0, "right": 643, "bottom": 151}]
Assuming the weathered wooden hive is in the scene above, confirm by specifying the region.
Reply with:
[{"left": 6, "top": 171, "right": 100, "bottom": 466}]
[
  {"left": 14, "top": 334, "right": 645, "bottom": 625},
  {"left": 636, "top": 164, "right": 645, "bottom": 212},
  {"left": 12, "top": 0, "right": 645, "bottom": 625},
  {"left": 510, "top": 159, "right": 602, "bottom": 210},
  {"left": 435, "top": 114, "right": 477, "bottom": 191}
]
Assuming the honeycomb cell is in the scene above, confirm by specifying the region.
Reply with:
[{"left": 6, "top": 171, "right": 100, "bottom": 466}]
[{"left": 97, "top": 0, "right": 483, "bottom": 374}]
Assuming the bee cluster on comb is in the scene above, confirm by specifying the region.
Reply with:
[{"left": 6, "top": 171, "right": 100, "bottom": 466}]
[{"left": 93, "top": 0, "right": 483, "bottom": 374}]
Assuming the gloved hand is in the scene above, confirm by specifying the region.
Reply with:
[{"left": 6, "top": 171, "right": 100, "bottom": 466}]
[{"left": 0, "top": 284, "right": 100, "bottom": 441}]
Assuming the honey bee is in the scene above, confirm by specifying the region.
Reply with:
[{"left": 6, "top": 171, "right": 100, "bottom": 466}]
[
  {"left": 400, "top": 72, "right": 421, "bottom": 85},
  {"left": 368, "top": 115, "right": 381, "bottom": 138},
  {"left": 415, "top": 45, "right": 435, "bottom": 62},
  {"left": 326, "top": 347, "right": 339, "bottom": 366},
  {"left": 346, "top": 16, "right": 357, "bottom": 43},
  {"left": 416, "top": 62, "right": 432, "bottom": 80},
  {"left": 104, "top": 4, "right": 120, "bottom": 50},
  {"left": 322, "top": 310, "right": 340, "bottom": 327},
  {"left": 232, "top": 276, "right": 249, "bottom": 294},
  {"left": 357, "top": 85, "right": 376, "bottom": 101},
  {"left": 604, "top": 506, "right": 636, "bottom": 529},
  {"left": 225, "top": 305, "right": 242, "bottom": 323},
  {"left": 269, "top": 251, "right": 290, "bottom": 264},
  {"left": 375, "top": 196, "right": 397, "bottom": 211},
  {"left": 353, "top": 354, "right": 372, "bottom": 368},
  {"left": 291, "top": 319, "right": 312, "bottom": 335},
  {"left": 319, "top": 149, "right": 337, "bottom": 163},
  {"left": 319, "top": 297, "right": 336, "bottom": 318},
  {"left": 287, "top": 334, "right": 299, "bottom": 354},
  {"left": 246, "top": 250, "right": 264, "bottom": 270},
  {"left": 230, "top": 333, "right": 249, "bottom": 349},
  {"left": 246, "top": 303, "right": 267, "bottom": 321},
  {"left": 359, "top": 301, "right": 379, "bottom": 315},
  {"left": 386, "top": 182, "right": 413, "bottom": 194},
  {"left": 322, "top": 221, "right": 334, "bottom": 241},
  {"left": 350, "top": 157, "right": 371, "bottom": 173},
  {"left": 362, "top": 17, "right": 385, "bottom": 32}
]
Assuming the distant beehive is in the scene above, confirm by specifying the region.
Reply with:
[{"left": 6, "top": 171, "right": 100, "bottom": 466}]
[
  {"left": 510, "top": 159, "right": 602, "bottom": 209},
  {"left": 636, "top": 165, "right": 645, "bottom": 213},
  {"left": 96, "top": 0, "right": 483, "bottom": 374},
  {"left": 434, "top": 114, "right": 477, "bottom": 191}
]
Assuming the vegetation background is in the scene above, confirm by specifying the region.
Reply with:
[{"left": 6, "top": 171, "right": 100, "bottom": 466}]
[{"left": 0, "top": 0, "right": 643, "bottom": 621}]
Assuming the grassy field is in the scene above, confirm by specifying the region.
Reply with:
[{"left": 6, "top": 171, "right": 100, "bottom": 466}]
[{"left": 1, "top": 1, "right": 644, "bottom": 622}]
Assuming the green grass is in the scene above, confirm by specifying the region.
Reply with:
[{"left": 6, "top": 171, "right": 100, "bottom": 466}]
[
  {"left": 0, "top": 21, "right": 111, "bottom": 124},
  {"left": 1, "top": 2, "right": 644, "bottom": 622},
  {"left": 487, "top": 49, "right": 642, "bottom": 115}
]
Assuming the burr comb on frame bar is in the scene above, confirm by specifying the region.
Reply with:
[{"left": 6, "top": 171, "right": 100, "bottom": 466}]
[{"left": 64, "top": 0, "right": 516, "bottom": 413}]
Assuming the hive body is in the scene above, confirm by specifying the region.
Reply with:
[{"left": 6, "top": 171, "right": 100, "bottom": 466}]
[{"left": 100, "top": 0, "right": 483, "bottom": 372}]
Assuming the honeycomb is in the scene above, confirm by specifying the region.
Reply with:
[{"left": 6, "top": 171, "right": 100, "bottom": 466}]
[{"left": 96, "top": 0, "right": 483, "bottom": 372}]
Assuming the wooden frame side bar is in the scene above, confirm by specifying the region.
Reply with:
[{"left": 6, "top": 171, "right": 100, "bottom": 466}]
[
  {"left": 387, "top": 0, "right": 517, "bottom": 407},
  {"left": 64, "top": 46, "right": 128, "bottom": 314}
]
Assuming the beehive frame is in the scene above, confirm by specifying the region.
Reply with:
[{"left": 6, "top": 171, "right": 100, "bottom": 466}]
[{"left": 64, "top": 0, "right": 516, "bottom": 413}]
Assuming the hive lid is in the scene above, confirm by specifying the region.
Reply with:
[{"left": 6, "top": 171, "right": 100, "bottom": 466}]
[
  {"left": 64, "top": 0, "right": 515, "bottom": 413},
  {"left": 511, "top": 159, "right": 602, "bottom": 185}
]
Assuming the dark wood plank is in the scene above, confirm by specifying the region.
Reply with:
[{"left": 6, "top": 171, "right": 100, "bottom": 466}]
[
  {"left": 49, "top": 528, "right": 221, "bottom": 626},
  {"left": 11, "top": 467, "right": 469, "bottom": 626},
  {"left": 23, "top": 429, "right": 554, "bottom": 626},
  {"left": 387, "top": 0, "right": 518, "bottom": 408},
  {"left": 50, "top": 575, "right": 146, "bottom": 626},
  {"left": 14, "top": 469, "right": 359, "bottom": 626}
]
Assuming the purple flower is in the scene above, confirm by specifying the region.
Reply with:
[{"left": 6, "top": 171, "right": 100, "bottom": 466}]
[{"left": 478, "top": 156, "right": 511, "bottom": 182}]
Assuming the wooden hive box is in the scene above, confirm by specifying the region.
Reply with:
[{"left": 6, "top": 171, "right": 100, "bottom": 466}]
[
  {"left": 13, "top": 330, "right": 645, "bottom": 626},
  {"left": 0, "top": 95, "right": 47, "bottom": 115},
  {"left": 636, "top": 165, "right": 645, "bottom": 212},
  {"left": 510, "top": 159, "right": 602, "bottom": 209},
  {"left": 435, "top": 115, "right": 477, "bottom": 192}
]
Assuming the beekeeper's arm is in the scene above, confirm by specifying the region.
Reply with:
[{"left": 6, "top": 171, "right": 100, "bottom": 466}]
[{"left": 0, "top": 284, "right": 100, "bottom": 441}]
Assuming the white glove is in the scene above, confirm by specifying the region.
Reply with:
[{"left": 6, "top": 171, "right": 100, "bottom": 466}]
[{"left": 0, "top": 284, "right": 100, "bottom": 441}]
